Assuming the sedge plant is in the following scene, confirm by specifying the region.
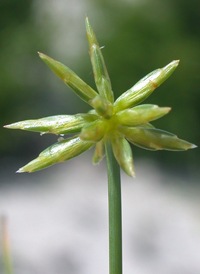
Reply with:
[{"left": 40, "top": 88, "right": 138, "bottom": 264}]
[{"left": 4, "top": 17, "right": 196, "bottom": 274}]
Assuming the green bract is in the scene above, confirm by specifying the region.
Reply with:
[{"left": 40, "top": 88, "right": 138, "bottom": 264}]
[{"left": 4, "top": 16, "right": 196, "bottom": 177}]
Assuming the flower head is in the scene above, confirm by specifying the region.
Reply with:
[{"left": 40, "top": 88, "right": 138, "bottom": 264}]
[{"left": 4, "top": 17, "right": 196, "bottom": 177}]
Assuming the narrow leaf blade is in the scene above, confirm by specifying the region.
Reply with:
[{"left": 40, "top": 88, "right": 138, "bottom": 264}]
[
  {"left": 114, "top": 60, "right": 179, "bottom": 112},
  {"left": 5, "top": 114, "right": 98, "bottom": 135},
  {"left": 38, "top": 52, "right": 98, "bottom": 105},
  {"left": 17, "top": 136, "right": 94, "bottom": 173},
  {"left": 116, "top": 104, "right": 171, "bottom": 127},
  {"left": 119, "top": 126, "right": 196, "bottom": 151},
  {"left": 85, "top": 16, "right": 114, "bottom": 103},
  {"left": 111, "top": 138, "right": 135, "bottom": 177}
]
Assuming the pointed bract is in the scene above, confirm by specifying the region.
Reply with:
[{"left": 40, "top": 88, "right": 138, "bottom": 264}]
[
  {"left": 85, "top": 17, "right": 114, "bottom": 103},
  {"left": 116, "top": 104, "right": 171, "bottom": 127},
  {"left": 93, "top": 139, "right": 105, "bottom": 164},
  {"left": 119, "top": 126, "right": 196, "bottom": 151},
  {"left": 5, "top": 114, "right": 98, "bottom": 135},
  {"left": 38, "top": 52, "right": 98, "bottom": 106},
  {"left": 17, "top": 136, "right": 94, "bottom": 173},
  {"left": 111, "top": 138, "right": 135, "bottom": 177},
  {"left": 114, "top": 60, "right": 179, "bottom": 112}
]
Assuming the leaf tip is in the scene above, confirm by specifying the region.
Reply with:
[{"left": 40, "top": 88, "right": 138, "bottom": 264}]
[
  {"left": 191, "top": 144, "right": 197, "bottom": 149},
  {"left": 173, "top": 59, "right": 180, "bottom": 66},
  {"left": 166, "top": 107, "right": 172, "bottom": 112},
  {"left": 3, "top": 123, "right": 18, "bottom": 129},
  {"left": 38, "top": 52, "right": 47, "bottom": 60},
  {"left": 16, "top": 168, "right": 25, "bottom": 173},
  {"left": 129, "top": 170, "right": 135, "bottom": 178}
]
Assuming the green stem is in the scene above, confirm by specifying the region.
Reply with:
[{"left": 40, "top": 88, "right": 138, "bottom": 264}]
[{"left": 105, "top": 141, "right": 122, "bottom": 274}]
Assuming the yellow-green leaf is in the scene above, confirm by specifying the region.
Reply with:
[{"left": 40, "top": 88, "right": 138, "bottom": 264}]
[
  {"left": 85, "top": 16, "right": 114, "bottom": 103},
  {"left": 119, "top": 126, "right": 197, "bottom": 151},
  {"left": 93, "top": 139, "right": 105, "bottom": 164},
  {"left": 38, "top": 52, "right": 98, "bottom": 106},
  {"left": 17, "top": 136, "right": 94, "bottom": 173},
  {"left": 114, "top": 60, "right": 179, "bottom": 112},
  {"left": 4, "top": 114, "right": 98, "bottom": 135},
  {"left": 116, "top": 104, "right": 171, "bottom": 127},
  {"left": 111, "top": 137, "right": 135, "bottom": 177}
]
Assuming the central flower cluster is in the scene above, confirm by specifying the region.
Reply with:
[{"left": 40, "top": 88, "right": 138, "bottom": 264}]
[{"left": 5, "top": 17, "right": 196, "bottom": 176}]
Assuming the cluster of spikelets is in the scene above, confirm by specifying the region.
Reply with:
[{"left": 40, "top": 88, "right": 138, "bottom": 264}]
[{"left": 4, "top": 17, "right": 196, "bottom": 177}]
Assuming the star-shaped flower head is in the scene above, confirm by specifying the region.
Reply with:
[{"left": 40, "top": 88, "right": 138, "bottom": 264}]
[{"left": 5, "top": 17, "right": 196, "bottom": 177}]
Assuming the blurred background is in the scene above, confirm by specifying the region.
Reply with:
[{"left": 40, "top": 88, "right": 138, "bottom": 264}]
[{"left": 0, "top": 0, "right": 200, "bottom": 273}]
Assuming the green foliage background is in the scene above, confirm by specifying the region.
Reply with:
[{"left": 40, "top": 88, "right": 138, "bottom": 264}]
[{"left": 0, "top": 0, "right": 199, "bottom": 174}]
